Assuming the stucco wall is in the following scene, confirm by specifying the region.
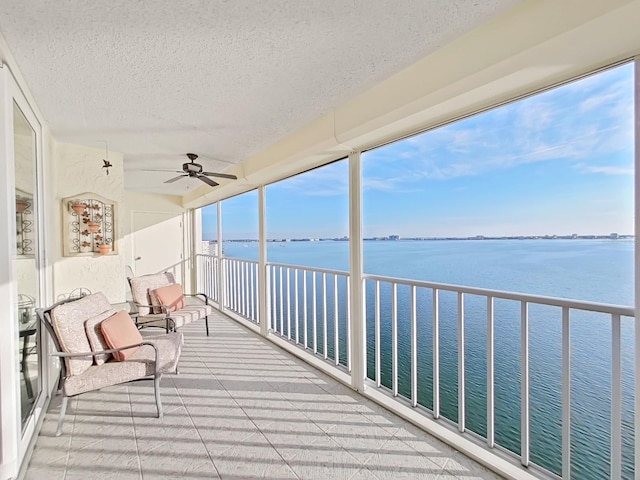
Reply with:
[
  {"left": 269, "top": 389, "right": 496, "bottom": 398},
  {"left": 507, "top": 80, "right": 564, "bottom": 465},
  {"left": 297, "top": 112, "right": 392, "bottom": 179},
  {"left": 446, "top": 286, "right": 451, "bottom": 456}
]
[
  {"left": 52, "top": 141, "right": 126, "bottom": 302},
  {"left": 51, "top": 145, "right": 188, "bottom": 303}
]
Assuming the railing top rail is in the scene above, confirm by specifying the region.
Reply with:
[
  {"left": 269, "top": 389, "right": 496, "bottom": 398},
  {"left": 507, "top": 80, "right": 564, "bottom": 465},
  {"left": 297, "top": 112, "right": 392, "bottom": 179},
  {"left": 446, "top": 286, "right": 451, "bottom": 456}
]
[
  {"left": 197, "top": 254, "right": 632, "bottom": 316},
  {"left": 266, "top": 261, "right": 349, "bottom": 277},
  {"left": 363, "top": 273, "right": 634, "bottom": 317},
  {"left": 222, "top": 256, "right": 259, "bottom": 264}
]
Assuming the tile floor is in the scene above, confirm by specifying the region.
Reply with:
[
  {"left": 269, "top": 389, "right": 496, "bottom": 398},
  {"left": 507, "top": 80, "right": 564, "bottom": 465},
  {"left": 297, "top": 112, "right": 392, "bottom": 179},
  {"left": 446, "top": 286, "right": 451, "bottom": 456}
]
[{"left": 25, "top": 312, "right": 503, "bottom": 480}]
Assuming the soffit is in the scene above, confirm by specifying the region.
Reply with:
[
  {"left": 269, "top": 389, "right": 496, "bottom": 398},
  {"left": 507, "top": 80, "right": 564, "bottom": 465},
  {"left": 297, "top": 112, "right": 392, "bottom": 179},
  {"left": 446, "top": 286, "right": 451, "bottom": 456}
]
[{"left": 0, "top": 0, "right": 519, "bottom": 195}]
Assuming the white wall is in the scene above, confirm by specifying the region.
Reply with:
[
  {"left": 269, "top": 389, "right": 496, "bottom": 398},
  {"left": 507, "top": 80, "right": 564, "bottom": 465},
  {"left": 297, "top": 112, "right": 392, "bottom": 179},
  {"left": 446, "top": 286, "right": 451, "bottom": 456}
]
[{"left": 120, "top": 191, "right": 188, "bottom": 289}]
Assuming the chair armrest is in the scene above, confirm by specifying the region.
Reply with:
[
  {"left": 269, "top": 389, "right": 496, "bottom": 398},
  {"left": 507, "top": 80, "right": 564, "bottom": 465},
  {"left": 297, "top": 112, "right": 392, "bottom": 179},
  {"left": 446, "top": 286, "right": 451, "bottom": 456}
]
[
  {"left": 135, "top": 315, "right": 176, "bottom": 331},
  {"left": 133, "top": 302, "right": 171, "bottom": 316},
  {"left": 51, "top": 342, "right": 160, "bottom": 374},
  {"left": 185, "top": 293, "right": 209, "bottom": 305}
]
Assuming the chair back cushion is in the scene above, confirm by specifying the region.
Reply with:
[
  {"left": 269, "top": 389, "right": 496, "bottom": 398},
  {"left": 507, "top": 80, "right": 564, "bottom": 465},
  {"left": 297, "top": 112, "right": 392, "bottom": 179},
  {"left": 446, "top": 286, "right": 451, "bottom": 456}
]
[
  {"left": 129, "top": 272, "right": 175, "bottom": 315},
  {"left": 153, "top": 283, "right": 185, "bottom": 312},
  {"left": 84, "top": 308, "right": 117, "bottom": 365},
  {"left": 100, "top": 311, "right": 143, "bottom": 361},
  {"left": 51, "top": 292, "right": 112, "bottom": 376}
]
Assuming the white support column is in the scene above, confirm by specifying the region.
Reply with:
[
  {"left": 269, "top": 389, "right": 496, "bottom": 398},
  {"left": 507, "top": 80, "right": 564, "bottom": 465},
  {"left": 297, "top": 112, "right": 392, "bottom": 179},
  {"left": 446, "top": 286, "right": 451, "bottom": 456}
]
[
  {"left": 192, "top": 207, "right": 203, "bottom": 294},
  {"left": 186, "top": 208, "right": 197, "bottom": 294},
  {"left": 634, "top": 54, "right": 640, "bottom": 480},
  {"left": 216, "top": 201, "right": 224, "bottom": 310},
  {"left": 348, "top": 151, "right": 365, "bottom": 392},
  {"left": 258, "top": 185, "right": 269, "bottom": 337}
]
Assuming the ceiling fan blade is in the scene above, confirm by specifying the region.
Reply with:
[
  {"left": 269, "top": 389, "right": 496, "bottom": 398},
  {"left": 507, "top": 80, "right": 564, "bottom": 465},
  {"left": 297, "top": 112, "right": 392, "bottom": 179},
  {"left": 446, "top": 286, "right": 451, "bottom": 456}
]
[
  {"left": 197, "top": 175, "right": 219, "bottom": 187},
  {"left": 138, "top": 169, "right": 184, "bottom": 174},
  {"left": 201, "top": 172, "right": 238, "bottom": 180},
  {"left": 164, "top": 175, "right": 187, "bottom": 184}
]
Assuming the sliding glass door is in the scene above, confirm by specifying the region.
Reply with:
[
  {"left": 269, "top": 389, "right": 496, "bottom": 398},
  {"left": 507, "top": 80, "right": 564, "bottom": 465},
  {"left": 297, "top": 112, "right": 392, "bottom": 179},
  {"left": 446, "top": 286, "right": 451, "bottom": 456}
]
[{"left": 13, "top": 101, "right": 41, "bottom": 429}]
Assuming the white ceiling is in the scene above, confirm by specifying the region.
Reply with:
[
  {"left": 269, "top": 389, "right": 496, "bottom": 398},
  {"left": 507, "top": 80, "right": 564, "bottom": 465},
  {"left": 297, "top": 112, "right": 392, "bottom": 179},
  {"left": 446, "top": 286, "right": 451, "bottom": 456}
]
[{"left": 0, "top": 0, "right": 520, "bottom": 196}]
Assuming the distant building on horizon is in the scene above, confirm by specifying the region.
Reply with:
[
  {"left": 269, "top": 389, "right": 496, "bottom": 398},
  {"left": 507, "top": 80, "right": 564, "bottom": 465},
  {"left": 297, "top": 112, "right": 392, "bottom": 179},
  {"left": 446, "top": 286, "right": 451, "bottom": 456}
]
[{"left": 202, "top": 240, "right": 219, "bottom": 256}]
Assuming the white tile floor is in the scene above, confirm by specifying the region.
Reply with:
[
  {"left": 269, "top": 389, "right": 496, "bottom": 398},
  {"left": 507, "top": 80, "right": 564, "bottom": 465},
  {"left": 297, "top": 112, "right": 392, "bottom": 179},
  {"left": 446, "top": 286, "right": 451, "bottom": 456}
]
[{"left": 25, "top": 312, "right": 503, "bottom": 480}]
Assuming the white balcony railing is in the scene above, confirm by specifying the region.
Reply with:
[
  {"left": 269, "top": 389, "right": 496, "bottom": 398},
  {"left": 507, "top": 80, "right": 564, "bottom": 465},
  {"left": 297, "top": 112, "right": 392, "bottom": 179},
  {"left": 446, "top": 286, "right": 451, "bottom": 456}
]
[
  {"left": 196, "top": 254, "right": 634, "bottom": 480},
  {"left": 196, "top": 255, "right": 259, "bottom": 322},
  {"left": 267, "top": 262, "right": 351, "bottom": 370},
  {"left": 196, "top": 254, "right": 220, "bottom": 304}
]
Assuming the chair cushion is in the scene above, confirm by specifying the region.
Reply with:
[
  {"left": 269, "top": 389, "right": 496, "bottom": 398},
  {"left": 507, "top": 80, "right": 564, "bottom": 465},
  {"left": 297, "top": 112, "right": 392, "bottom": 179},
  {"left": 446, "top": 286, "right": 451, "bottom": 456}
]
[
  {"left": 153, "top": 283, "right": 185, "bottom": 312},
  {"left": 135, "top": 298, "right": 212, "bottom": 330},
  {"left": 129, "top": 272, "right": 175, "bottom": 315},
  {"left": 63, "top": 332, "right": 183, "bottom": 397},
  {"left": 51, "top": 292, "right": 112, "bottom": 376},
  {"left": 84, "top": 308, "right": 117, "bottom": 365},
  {"left": 100, "top": 311, "right": 143, "bottom": 361}
]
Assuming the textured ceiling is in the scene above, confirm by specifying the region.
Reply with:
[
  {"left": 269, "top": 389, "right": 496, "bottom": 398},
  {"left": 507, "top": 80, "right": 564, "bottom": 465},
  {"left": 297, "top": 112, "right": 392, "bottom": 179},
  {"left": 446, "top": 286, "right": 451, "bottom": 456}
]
[{"left": 0, "top": 0, "right": 519, "bottom": 195}]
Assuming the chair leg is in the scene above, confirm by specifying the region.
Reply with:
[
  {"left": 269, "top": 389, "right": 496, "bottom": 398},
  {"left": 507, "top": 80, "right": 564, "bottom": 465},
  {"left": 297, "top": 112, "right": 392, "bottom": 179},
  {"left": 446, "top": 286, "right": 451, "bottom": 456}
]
[
  {"left": 55, "top": 396, "right": 68, "bottom": 437},
  {"left": 205, "top": 315, "right": 209, "bottom": 336},
  {"left": 154, "top": 374, "right": 163, "bottom": 418}
]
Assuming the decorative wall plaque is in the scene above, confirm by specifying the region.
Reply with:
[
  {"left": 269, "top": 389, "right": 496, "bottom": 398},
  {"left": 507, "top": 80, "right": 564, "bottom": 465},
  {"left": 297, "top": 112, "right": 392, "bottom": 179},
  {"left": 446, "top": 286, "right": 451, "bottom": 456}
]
[{"left": 62, "top": 193, "right": 117, "bottom": 256}]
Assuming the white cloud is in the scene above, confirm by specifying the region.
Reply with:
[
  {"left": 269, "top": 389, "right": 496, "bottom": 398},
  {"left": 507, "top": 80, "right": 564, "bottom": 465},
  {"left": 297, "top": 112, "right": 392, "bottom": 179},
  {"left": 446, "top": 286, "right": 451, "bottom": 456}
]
[
  {"left": 361, "top": 68, "right": 634, "bottom": 189},
  {"left": 580, "top": 165, "right": 634, "bottom": 175}
]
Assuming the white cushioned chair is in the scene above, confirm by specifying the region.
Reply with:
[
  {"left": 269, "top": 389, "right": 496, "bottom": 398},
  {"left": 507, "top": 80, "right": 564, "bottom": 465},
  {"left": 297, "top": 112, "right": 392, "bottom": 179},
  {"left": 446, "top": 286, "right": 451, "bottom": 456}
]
[
  {"left": 128, "top": 272, "right": 212, "bottom": 335},
  {"left": 37, "top": 292, "right": 183, "bottom": 436}
]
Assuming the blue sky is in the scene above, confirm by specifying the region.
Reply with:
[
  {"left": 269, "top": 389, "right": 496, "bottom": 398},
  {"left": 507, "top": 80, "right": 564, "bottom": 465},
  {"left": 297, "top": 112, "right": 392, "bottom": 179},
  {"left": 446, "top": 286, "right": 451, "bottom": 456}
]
[{"left": 202, "top": 63, "right": 634, "bottom": 240}]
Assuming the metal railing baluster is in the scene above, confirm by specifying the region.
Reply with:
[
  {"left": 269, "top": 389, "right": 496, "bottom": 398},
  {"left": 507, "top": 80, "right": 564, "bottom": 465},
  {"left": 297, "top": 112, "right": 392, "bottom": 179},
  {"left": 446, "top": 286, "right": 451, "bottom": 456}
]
[
  {"left": 294, "top": 269, "right": 299, "bottom": 344},
  {"left": 375, "top": 280, "right": 381, "bottom": 387},
  {"left": 250, "top": 262, "right": 255, "bottom": 321},
  {"left": 487, "top": 296, "right": 495, "bottom": 448},
  {"left": 562, "top": 306, "right": 571, "bottom": 479},
  {"left": 265, "top": 264, "right": 271, "bottom": 328},
  {"left": 433, "top": 288, "right": 440, "bottom": 419},
  {"left": 244, "top": 261, "right": 249, "bottom": 317},
  {"left": 303, "top": 270, "right": 308, "bottom": 348},
  {"left": 392, "top": 282, "right": 398, "bottom": 397},
  {"left": 458, "top": 292, "right": 465, "bottom": 432},
  {"left": 323, "top": 273, "right": 328, "bottom": 359},
  {"left": 334, "top": 274, "right": 339, "bottom": 365},
  {"left": 411, "top": 285, "right": 417, "bottom": 407},
  {"left": 521, "top": 301, "right": 530, "bottom": 467},
  {"left": 611, "top": 313, "right": 622, "bottom": 480},
  {"left": 272, "top": 265, "right": 277, "bottom": 331},
  {"left": 235, "top": 260, "right": 240, "bottom": 312},
  {"left": 286, "top": 267, "right": 291, "bottom": 340},
  {"left": 312, "top": 271, "right": 317, "bottom": 354},
  {"left": 347, "top": 276, "right": 351, "bottom": 372},
  {"left": 279, "top": 266, "right": 284, "bottom": 335}
]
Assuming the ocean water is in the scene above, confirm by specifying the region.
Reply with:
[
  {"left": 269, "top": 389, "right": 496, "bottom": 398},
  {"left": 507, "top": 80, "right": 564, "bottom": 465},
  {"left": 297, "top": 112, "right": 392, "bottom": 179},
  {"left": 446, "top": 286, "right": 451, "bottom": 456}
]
[{"left": 222, "top": 239, "right": 635, "bottom": 479}]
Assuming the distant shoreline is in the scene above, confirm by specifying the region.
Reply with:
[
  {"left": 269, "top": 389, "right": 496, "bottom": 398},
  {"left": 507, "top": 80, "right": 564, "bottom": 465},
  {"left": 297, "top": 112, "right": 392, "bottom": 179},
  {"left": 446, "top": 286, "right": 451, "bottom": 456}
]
[{"left": 212, "top": 235, "right": 635, "bottom": 243}]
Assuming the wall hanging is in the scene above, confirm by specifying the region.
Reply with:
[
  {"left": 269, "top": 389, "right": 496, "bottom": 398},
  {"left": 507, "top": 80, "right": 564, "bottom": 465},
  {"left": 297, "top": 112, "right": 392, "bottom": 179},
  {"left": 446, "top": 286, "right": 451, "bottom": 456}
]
[{"left": 62, "top": 193, "right": 117, "bottom": 256}]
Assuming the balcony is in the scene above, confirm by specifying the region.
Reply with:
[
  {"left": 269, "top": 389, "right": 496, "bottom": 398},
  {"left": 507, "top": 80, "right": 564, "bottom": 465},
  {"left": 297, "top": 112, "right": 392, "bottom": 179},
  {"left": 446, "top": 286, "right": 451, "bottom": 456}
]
[
  {"left": 25, "top": 310, "right": 500, "bottom": 480},
  {"left": 21, "top": 248, "right": 634, "bottom": 480},
  {"left": 196, "top": 255, "right": 634, "bottom": 479}
]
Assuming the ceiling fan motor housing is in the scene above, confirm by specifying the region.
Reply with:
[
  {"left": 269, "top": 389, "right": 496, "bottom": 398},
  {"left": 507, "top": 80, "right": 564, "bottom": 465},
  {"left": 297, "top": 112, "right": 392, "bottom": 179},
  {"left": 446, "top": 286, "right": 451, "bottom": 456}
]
[{"left": 183, "top": 162, "right": 202, "bottom": 173}]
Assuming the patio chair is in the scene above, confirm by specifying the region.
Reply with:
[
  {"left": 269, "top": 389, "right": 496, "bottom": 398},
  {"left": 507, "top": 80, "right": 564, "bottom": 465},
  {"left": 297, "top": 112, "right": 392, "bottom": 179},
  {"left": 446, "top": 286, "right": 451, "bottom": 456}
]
[
  {"left": 37, "top": 292, "right": 183, "bottom": 436},
  {"left": 128, "top": 272, "right": 212, "bottom": 336}
]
